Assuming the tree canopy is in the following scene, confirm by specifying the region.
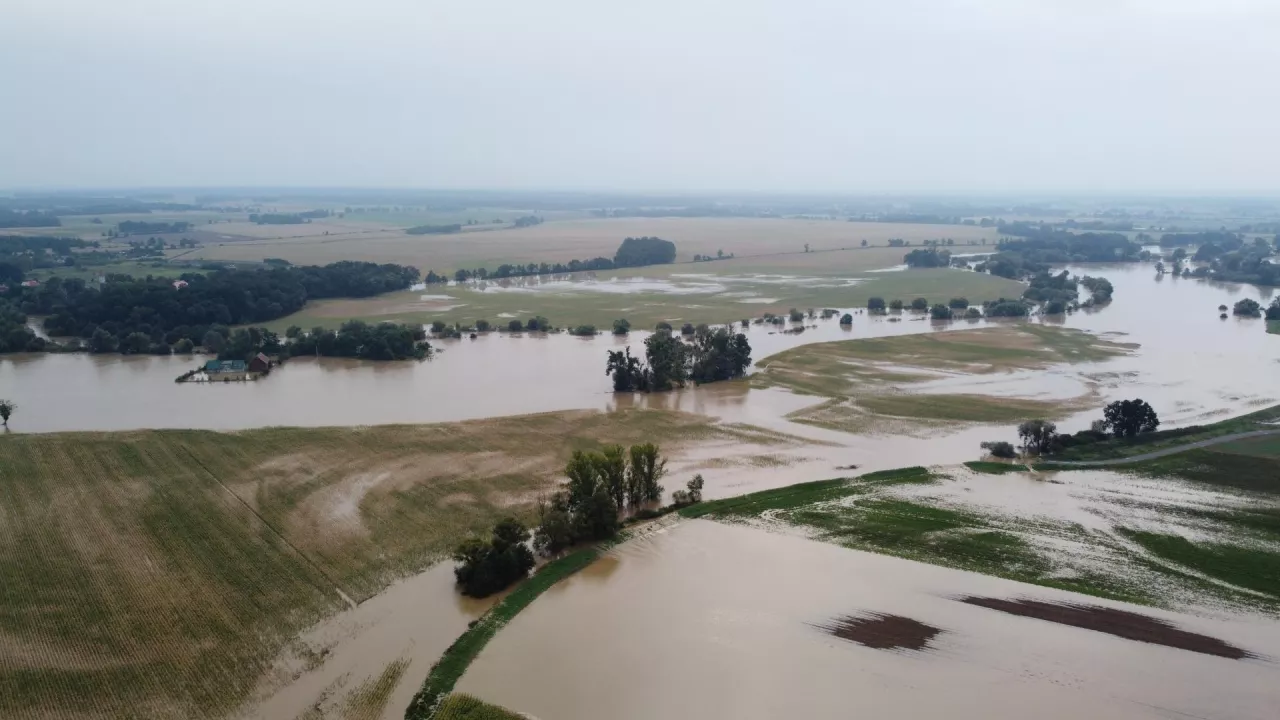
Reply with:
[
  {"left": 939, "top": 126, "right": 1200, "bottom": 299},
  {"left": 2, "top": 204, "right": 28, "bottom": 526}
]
[
  {"left": 1102, "top": 399, "right": 1159, "bottom": 438},
  {"left": 607, "top": 326, "right": 750, "bottom": 392},
  {"left": 613, "top": 236, "right": 676, "bottom": 267}
]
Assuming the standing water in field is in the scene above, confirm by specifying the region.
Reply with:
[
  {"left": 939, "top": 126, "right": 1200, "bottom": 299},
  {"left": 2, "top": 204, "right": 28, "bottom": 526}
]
[{"left": 456, "top": 520, "right": 1280, "bottom": 720}]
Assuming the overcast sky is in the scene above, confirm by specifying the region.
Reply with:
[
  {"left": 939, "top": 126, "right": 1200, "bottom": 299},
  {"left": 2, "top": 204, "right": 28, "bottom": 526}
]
[{"left": 2, "top": 0, "right": 1278, "bottom": 194}]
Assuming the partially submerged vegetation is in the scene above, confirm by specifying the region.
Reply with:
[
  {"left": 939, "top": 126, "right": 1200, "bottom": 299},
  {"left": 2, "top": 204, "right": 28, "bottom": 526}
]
[
  {"left": 685, "top": 453, "right": 1280, "bottom": 612},
  {"left": 434, "top": 694, "right": 526, "bottom": 720},
  {"left": 753, "top": 325, "right": 1130, "bottom": 431}
]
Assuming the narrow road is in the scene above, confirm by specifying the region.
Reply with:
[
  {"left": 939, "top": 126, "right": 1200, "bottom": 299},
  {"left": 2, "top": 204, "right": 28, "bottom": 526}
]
[{"left": 1046, "top": 428, "right": 1280, "bottom": 467}]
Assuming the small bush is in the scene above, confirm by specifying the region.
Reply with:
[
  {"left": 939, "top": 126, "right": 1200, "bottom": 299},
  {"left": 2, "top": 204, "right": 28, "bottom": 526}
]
[
  {"left": 980, "top": 441, "right": 1016, "bottom": 459},
  {"left": 570, "top": 325, "right": 597, "bottom": 336}
]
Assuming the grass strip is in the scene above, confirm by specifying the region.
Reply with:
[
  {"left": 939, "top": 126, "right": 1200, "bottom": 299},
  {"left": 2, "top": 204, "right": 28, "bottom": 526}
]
[
  {"left": 403, "top": 546, "right": 603, "bottom": 719},
  {"left": 434, "top": 693, "right": 526, "bottom": 720},
  {"left": 964, "top": 461, "right": 1030, "bottom": 474}
]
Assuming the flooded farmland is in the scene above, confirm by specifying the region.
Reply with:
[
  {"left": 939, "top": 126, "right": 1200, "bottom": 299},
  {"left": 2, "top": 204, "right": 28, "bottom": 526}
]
[
  {"left": 457, "top": 520, "right": 1280, "bottom": 720},
  {"left": 2, "top": 264, "right": 1276, "bottom": 440}
]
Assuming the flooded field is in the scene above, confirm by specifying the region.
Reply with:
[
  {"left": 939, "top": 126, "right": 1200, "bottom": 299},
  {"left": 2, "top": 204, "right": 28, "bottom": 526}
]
[{"left": 457, "top": 520, "right": 1280, "bottom": 720}]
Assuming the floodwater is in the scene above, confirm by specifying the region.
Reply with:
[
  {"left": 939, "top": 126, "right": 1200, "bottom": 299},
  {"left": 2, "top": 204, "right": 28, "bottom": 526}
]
[
  {"left": 239, "top": 563, "right": 494, "bottom": 720},
  {"left": 2, "top": 264, "right": 1276, "bottom": 464},
  {"left": 457, "top": 520, "right": 1280, "bottom": 720}
]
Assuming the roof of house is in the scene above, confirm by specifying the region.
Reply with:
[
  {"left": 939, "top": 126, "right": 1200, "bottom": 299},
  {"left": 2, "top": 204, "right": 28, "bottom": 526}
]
[{"left": 204, "top": 359, "right": 247, "bottom": 373}]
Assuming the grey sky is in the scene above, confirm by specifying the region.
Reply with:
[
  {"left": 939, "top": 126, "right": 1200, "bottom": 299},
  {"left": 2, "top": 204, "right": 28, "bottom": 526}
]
[{"left": 2, "top": 0, "right": 1278, "bottom": 194}]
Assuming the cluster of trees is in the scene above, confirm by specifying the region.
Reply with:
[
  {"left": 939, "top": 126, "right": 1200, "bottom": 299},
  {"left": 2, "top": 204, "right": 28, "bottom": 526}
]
[
  {"left": 1080, "top": 276, "right": 1113, "bottom": 305},
  {"left": 117, "top": 220, "right": 190, "bottom": 234},
  {"left": 1233, "top": 298, "right": 1262, "bottom": 317},
  {"left": 452, "top": 518, "right": 535, "bottom": 597},
  {"left": 606, "top": 326, "right": 751, "bottom": 392},
  {"left": 0, "top": 298, "right": 42, "bottom": 353},
  {"left": 284, "top": 321, "right": 431, "bottom": 360},
  {"left": 13, "top": 262, "right": 418, "bottom": 353},
  {"left": 1185, "top": 233, "right": 1280, "bottom": 286},
  {"left": 1023, "top": 271, "right": 1078, "bottom": 310},
  {"left": 989, "top": 399, "right": 1160, "bottom": 458},
  {"left": 0, "top": 210, "right": 61, "bottom": 228},
  {"left": 512, "top": 215, "right": 543, "bottom": 228},
  {"left": 692, "top": 250, "right": 734, "bottom": 262},
  {"left": 613, "top": 236, "right": 676, "bottom": 267},
  {"left": 903, "top": 248, "right": 952, "bottom": 268},
  {"left": 975, "top": 231, "right": 1141, "bottom": 280},
  {"left": 1, "top": 235, "right": 97, "bottom": 277},
  {"left": 533, "top": 445, "right": 667, "bottom": 555}
]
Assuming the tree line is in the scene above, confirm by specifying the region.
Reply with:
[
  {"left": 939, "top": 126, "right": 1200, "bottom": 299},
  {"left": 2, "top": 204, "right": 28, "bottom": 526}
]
[
  {"left": 5, "top": 261, "right": 418, "bottom": 355},
  {"left": 984, "top": 399, "right": 1160, "bottom": 459},
  {"left": 975, "top": 231, "right": 1142, "bottom": 280},
  {"left": 117, "top": 220, "right": 191, "bottom": 234},
  {"left": 607, "top": 326, "right": 751, "bottom": 392},
  {"left": 447, "top": 236, "right": 678, "bottom": 283}
]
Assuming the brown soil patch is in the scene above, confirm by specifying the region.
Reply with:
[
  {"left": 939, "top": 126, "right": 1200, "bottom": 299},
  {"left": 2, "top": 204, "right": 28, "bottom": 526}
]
[
  {"left": 958, "top": 596, "right": 1252, "bottom": 660},
  {"left": 814, "top": 612, "right": 943, "bottom": 651}
]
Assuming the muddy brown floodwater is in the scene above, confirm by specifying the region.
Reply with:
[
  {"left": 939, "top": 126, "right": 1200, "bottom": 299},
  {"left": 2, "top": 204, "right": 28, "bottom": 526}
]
[{"left": 457, "top": 520, "right": 1280, "bottom": 720}]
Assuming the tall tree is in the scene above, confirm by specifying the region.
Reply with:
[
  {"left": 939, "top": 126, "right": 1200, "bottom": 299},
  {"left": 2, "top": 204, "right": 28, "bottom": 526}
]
[
  {"left": 1102, "top": 399, "right": 1160, "bottom": 438},
  {"left": 0, "top": 399, "right": 14, "bottom": 427}
]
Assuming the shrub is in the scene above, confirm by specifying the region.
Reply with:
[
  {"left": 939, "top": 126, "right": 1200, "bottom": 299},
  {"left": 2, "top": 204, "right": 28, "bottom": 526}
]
[
  {"left": 948, "top": 297, "right": 969, "bottom": 309},
  {"left": 840, "top": 313, "right": 853, "bottom": 325},
  {"left": 507, "top": 319, "right": 523, "bottom": 332},
  {"left": 929, "top": 304, "right": 952, "bottom": 320},
  {"left": 965, "top": 307, "right": 982, "bottom": 319},
  {"left": 788, "top": 308, "right": 804, "bottom": 322},
  {"left": 656, "top": 321, "right": 672, "bottom": 331},
  {"left": 681, "top": 323, "right": 695, "bottom": 335},
  {"left": 867, "top": 297, "right": 886, "bottom": 312},
  {"left": 889, "top": 299, "right": 905, "bottom": 311},
  {"left": 980, "top": 441, "right": 1016, "bottom": 459},
  {"left": 571, "top": 325, "right": 597, "bottom": 336},
  {"left": 910, "top": 297, "right": 929, "bottom": 311},
  {"left": 612, "top": 318, "right": 630, "bottom": 335}
]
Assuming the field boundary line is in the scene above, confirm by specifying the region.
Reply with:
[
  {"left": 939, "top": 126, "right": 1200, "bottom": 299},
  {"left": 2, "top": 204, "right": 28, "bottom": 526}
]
[{"left": 178, "top": 445, "right": 357, "bottom": 609}]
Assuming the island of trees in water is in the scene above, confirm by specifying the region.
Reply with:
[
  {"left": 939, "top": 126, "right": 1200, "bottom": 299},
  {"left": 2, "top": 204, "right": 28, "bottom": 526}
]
[{"left": 606, "top": 325, "right": 752, "bottom": 392}]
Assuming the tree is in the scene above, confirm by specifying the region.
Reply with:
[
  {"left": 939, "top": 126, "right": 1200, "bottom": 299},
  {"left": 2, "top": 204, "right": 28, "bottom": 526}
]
[
  {"left": 1101, "top": 399, "right": 1159, "bottom": 438},
  {"left": 285, "top": 325, "right": 303, "bottom": 339},
  {"left": 1233, "top": 298, "right": 1262, "bottom": 317},
  {"left": 0, "top": 399, "right": 14, "bottom": 427},
  {"left": 644, "top": 330, "right": 688, "bottom": 391},
  {"left": 1017, "top": 420, "right": 1058, "bottom": 455},
  {"left": 860, "top": 239, "right": 868, "bottom": 248},
  {"left": 120, "top": 332, "right": 151, "bottom": 354},
  {"left": 89, "top": 328, "right": 118, "bottom": 353},
  {"left": 452, "top": 517, "right": 535, "bottom": 597},
  {"left": 596, "top": 445, "right": 628, "bottom": 510},
  {"left": 173, "top": 338, "right": 194, "bottom": 354},
  {"left": 788, "top": 308, "right": 804, "bottom": 322},
  {"left": 507, "top": 319, "right": 523, "bottom": 332},
  {"left": 948, "top": 297, "right": 969, "bottom": 309},
  {"left": 910, "top": 297, "right": 929, "bottom": 311},
  {"left": 606, "top": 347, "right": 648, "bottom": 392},
  {"left": 839, "top": 313, "right": 853, "bottom": 325},
  {"left": 980, "top": 440, "right": 1016, "bottom": 459},
  {"left": 867, "top": 297, "right": 886, "bottom": 313},
  {"left": 930, "top": 304, "right": 952, "bottom": 320},
  {"left": 613, "top": 236, "right": 676, "bottom": 267},
  {"left": 612, "top": 318, "right": 630, "bottom": 335},
  {"left": 1267, "top": 298, "right": 1280, "bottom": 321},
  {"left": 475, "top": 319, "right": 491, "bottom": 332},
  {"left": 202, "top": 329, "right": 225, "bottom": 352},
  {"left": 889, "top": 299, "right": 904, "bottom": 311},
  {"left": 627, "top": 443, "right": 666, "bottom": 507},
  {"left": 672, "top": 474, "right": 705, "bottom": 506}
]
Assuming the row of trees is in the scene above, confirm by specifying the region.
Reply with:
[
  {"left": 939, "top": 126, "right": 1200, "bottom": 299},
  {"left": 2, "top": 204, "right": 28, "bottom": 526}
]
[
  {"left": 975, "top": 231, "right": 1142, "bottom": 280},
  {"left": 607, "top": 326, "right": 752, "bottom": 392},
  {"left": 903, "top": 247, "right": 952, "bottom": 268}
]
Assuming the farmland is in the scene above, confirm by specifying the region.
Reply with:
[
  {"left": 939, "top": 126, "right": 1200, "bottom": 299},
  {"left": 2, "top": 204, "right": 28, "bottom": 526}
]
[
  {"left": 0, "top": 408, "right": 790, "bottom": 719},
  {"left": 178, "top": 217, "right": 1002, "bottom": 271},
  {"left": 750, "top": 325, "right": 1132, "bottom": 430},
  {"left": 263, "top": 264, "right": 1025, "bottom": 332}
]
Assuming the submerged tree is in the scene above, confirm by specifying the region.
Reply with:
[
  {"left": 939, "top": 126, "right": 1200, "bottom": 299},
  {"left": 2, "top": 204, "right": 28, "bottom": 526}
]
[
  {"left": 452, "top": 517, "right": 535, "bottom": 597},
  {"left": 0, "top": 399, "right": 14, "bottom": 427}
]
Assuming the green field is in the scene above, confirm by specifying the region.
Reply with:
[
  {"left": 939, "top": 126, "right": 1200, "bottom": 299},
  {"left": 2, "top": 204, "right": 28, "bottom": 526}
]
[{"left": 0, "top": 409, "right": 786, "bottom": 719}]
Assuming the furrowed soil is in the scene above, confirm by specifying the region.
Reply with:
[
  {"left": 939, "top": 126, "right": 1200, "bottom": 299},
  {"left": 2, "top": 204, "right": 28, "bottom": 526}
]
[{"left": 0, "top": 408, "right": 788, "bottom": 719}]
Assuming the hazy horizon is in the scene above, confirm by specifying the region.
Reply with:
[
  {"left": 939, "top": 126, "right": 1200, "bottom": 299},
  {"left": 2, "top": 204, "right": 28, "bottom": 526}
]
[{"left": 3, "top": 0, "right": 1279, "bottom": 195}]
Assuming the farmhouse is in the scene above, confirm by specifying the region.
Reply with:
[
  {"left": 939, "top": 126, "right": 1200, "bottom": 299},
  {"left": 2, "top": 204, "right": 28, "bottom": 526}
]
[
  {"left": 203, "top": 359, "right": 249, "bottom": 381},
  {"left": 248, "top": 353, "right": 271, "bottom": 373}
]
